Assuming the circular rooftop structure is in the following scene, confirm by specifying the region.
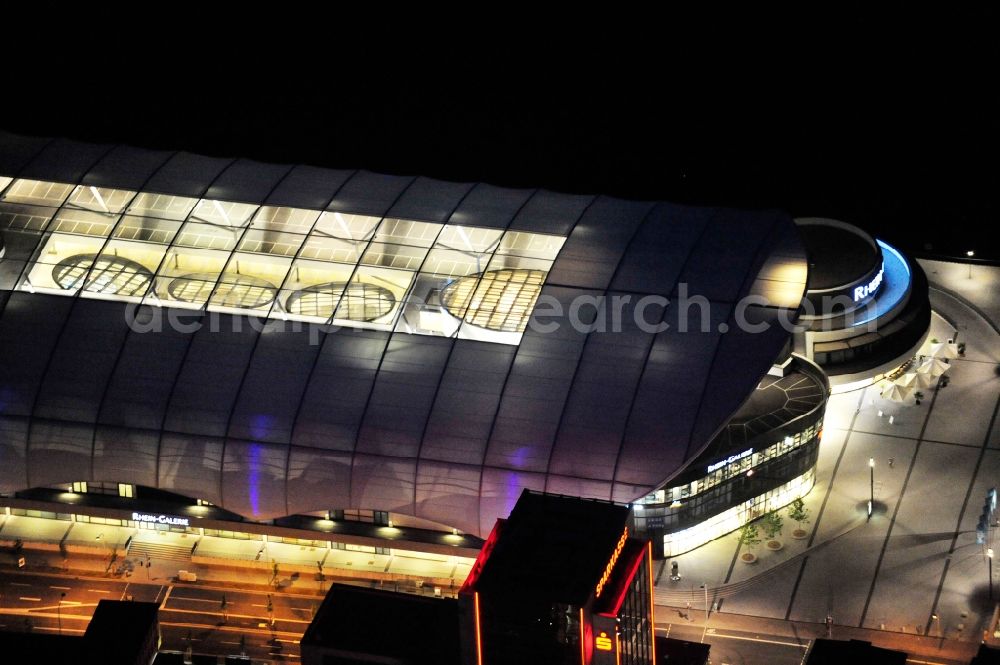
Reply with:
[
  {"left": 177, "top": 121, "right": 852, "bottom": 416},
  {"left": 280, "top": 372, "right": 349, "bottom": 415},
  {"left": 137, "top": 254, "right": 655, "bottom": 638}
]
[
  {"left": 796, "top": 218, "right": 885, "bottom": 316},
  {"left": 798, "top": 221, "right": 880, "bottom": 291}
]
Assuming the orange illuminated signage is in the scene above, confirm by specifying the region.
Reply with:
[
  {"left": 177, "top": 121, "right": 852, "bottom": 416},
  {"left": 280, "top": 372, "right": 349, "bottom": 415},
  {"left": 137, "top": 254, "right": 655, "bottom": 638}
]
[
  {"left": 595, "top": 632, "right": 613, "bottom": 651},
  {"left": 595, "top": 526, "right": 629, "bottom": 597}
]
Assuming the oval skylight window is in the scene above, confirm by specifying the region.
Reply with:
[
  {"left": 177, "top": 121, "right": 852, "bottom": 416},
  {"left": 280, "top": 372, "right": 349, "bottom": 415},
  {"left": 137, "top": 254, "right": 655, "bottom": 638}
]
[
  {"left": 285, "top": 281, "right": 396, "bottom": 322},
  {"left": 440, "top": 268, "right": 546, "bottom": 333},
  {"left": 53, "top": 253, "right": 153, "bottom": 297}
]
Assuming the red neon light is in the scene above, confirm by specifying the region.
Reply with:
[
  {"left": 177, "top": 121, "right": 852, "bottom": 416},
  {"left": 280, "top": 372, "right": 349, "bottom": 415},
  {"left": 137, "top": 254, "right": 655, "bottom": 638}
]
[
  {"left": 596, "top": 526, "right": 629, "bottom": 597},
  {"left": 474, "top": 592, "right": 483, "bottom": 665},
  {"left": 647, "top": 541, "right": 656, "bottom": 664},
  {"left": 461, "top": 519, "right": 504, "bottom": 593},
  {"left": 602, "top": 544, "right": 647, "bottom": 617}
]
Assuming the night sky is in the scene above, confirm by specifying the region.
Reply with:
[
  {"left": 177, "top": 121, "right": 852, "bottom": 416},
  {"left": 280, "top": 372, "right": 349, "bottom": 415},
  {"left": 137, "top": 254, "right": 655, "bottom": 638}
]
[{"left": 2, "top": 11, "right": 996, "bottom": 260}]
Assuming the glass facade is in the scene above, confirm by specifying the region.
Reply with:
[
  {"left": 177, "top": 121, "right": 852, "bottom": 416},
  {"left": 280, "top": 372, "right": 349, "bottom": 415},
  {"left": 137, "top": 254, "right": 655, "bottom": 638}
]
[
  {"left": 0, "top": 177, "right": 565, "bottom": 345},
  {"left": 635, "top": 423, "right": 822, "bottom": 557},
  {"left": 661, "top": 466, "right": 816, "bottom": 557},
  {"left": 641, "top": 420, "right": 822, "bottom": 509},
  {"left": 616, "top": 550, "right": 654, "bottom": 665}
]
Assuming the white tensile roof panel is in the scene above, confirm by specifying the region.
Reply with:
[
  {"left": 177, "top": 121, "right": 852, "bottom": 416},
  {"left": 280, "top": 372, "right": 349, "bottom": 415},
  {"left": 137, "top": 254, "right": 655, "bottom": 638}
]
[{"left": 0, "top": 133, "right": 808, "bottom": 536}]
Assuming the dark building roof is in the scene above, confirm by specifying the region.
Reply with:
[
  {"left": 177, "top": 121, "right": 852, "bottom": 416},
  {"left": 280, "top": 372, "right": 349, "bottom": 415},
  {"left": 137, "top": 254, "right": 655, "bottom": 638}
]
[
  {"left": 0, "top": 631, "right": 78, "bottom": 665},
  {"left": 0, "top": 600, "right": 158, "bottom": 665},
  {"left": 805, "top": 639, "right": 907, "bottom": 665},
  {"left": 798, "top": 221, "right": 880, "bottom": 291},
  {"left": 301, "top": 584, "right": 460, "bottom": 665},
  {"left": 471, "top": 490, "right": 631, "bottom": 605},
  {"left": 655, "top": 636, "right": 711, "bottom": 665},
  {"left": 85, "top": 600, "right": 160, "bottom": 664},
  {"left": 971, "top": 644, "right": 1000, "bottom": 665}
]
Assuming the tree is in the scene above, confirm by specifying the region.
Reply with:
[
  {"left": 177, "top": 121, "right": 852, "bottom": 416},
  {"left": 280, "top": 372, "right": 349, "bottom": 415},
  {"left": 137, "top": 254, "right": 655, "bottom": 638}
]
[
  {"left": 738, "top": 523, "right": 761, "bottom": 552},
  {"left": 762, "top": 510, "right": 783, "bottom": 540},
  {"left": 787, "top": 498, "right": 810, "bottom": 529}
]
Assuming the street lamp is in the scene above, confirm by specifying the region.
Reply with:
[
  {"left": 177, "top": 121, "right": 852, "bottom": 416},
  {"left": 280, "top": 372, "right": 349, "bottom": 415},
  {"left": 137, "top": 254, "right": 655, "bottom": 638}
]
[
  {"left": 702, "top": 583, "right": 709, "bottom": 623},
  {"left": 868, "top": 458, "right": 875, "bottom": 521},
  {"left": 988, "top": 548, "right": 994, "bottom": 601},
  {"left": 931, "top": 613, "right": 940, "bottom": 637},
  {"left": 967, "top": 251, "right": 975, "bottom": 279}
]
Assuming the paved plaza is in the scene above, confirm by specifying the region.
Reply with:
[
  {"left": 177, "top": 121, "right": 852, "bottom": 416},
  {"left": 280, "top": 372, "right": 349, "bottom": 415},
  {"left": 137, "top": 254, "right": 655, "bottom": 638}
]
[{"left": 657, "top": 260, "right": 1000, "bottom": 654}]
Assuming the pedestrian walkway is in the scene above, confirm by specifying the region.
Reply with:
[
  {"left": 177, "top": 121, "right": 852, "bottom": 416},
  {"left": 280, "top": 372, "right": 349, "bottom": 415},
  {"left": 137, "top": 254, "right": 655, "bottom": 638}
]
[
  {"left": 656, "top": 260, "right": 1000, "bottom": 653},
  {"left": 2, "top": 512, "right": 474, "bottom": 598}
]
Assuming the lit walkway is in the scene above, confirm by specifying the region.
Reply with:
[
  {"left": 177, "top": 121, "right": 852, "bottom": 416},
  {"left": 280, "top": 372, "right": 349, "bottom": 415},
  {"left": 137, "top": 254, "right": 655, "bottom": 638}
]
[
  {"left": 1, "top": 514, "right": 475, "bottom": 590},
  {"left": 656, "top": 260, "right": 1000, "bottom": 653}
]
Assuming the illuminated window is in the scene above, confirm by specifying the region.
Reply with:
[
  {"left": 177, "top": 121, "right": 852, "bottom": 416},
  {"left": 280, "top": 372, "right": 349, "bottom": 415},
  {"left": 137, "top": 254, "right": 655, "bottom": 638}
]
[
  {"left": 1, "top": 176, "right": 567, "bottom": 345},
  {"left": 167, "top": 272, "right": 277, "bottom": 309},
  {"left": 52, "top": 254, "right": 154, "bottom": 297},
  {"left": 71, "top": 481, "right": 87, "bottom": 493},
  {"left": 440, "top": 268, "right": 546, "bottom": 333},
  {"left": 285, "top": 282, "right": 396, "bottom": 322},
  {"left": 1, "top": 179, "right": 73, "bottom": 206},
  {"left": 118, "top": 483, "right": 133, "bottom": 498}
]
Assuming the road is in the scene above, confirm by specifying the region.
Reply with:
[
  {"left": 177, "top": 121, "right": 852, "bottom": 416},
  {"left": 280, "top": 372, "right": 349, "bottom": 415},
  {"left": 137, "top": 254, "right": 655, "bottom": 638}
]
[
  {"left": 660, "top": 623, "right": 807, "bottom": 665},
  {"left": 658, "top": 620, "right": 969, "bottom": 665},
  {"left": 0, "top": 570, "right": 319, "bottom": 661}
]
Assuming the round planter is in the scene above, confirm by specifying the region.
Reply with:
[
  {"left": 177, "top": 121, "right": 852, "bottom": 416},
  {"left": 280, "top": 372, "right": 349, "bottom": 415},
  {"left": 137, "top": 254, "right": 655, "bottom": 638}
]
[
  {"left": 791, "top": 528, "right": 808, "bottom": 540},
  {"left": 740, "top": 552, "right": 757, "bottom": 564},
  {"left": 766, "top": 540, "right": 783, "bottom": 551}
]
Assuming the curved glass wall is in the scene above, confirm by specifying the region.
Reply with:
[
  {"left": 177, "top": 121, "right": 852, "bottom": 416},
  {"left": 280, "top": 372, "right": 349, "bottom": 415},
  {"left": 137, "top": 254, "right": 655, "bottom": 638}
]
[{"left": 0, "top": 178, "right": 566, "bottom": 345}]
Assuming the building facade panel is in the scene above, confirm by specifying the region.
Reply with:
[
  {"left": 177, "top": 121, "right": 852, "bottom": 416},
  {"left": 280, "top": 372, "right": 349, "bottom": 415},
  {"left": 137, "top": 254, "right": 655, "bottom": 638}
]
[
  {"left": 92, "top": 424, "right": 159, "bottom": 487},
  {"left": 386, "top": 176, "right": 475, "bottom": 223},
  {"left": 0, "top": 292, "right": 76, "bottom": 417},
  {"left": 143, "top": 152, "right": 235, "bottom": 198},
  {"left": 98, "top": 314, "right": 202, "bottom": 430},
  {"left": 161, "top": 318, "right": 260, "bottom": 437},
  {"left": 157, "top": 432, "right": 226, "bottom": 505},
  {"left": 285, "top": 446, "right": 353, "bottom": 516},
  {"left": 26, "top": 418, "right": 95, "bottom": 488},
  {"left": 546, "top": 196, "right": 653, "bottom": 291},
  {"left": 356, "top": 333, "right": 452, "bottom": 458},
  {"left": 204, "top": 159, "right": 294, "bottom": 204},
  {"left": 326, "top": 171, "right": 416, "bottom": 217},
  {"left": 222, "top": 438, "right": 289, "bottom": 519},
  {"left": 507, "top": 189, "right": 594, "bottom": 235},
  {"left": 477, "top": 467, "right": 547, "bottom": 536},
  {"left": 609, "top": 203, "right": 713, "bottom": 295},
  {"left": 0, "top": 131, "right": 51, "bottom": 176},
  {"left": 350, "top": 453, "right": 418, "bottom": 516},
  {"left": 419, "top": 340, "right": 516, "bottom": 465},
  {"left": 676, "top": 209, "right": 777, "bottom": 303},
  {"left": 414, "top": 460, "right": 482, "bottom": 534},
  {"left": 0, "top": 415, "right": 29, "bottom": 493},
  {"left": 266, "top": 165, "right": 355, "bottom": 210},
  {"left": 31, "top": 299, "right": 132, "bottom": 424},
  {"left": 291, "top": 330, "right": 391, "bottom": 452},
  {"left": 227, "top": 324, "right": 322, "bottom": 445},
  {"left": 0, "top": 136, "right": 811, "bottom": 539},
  {"left": 81, "top": 145, "right": 176, "bottom": 191},
  {"left": 447, "top": 182, "right": 533, "bottom": 229},
  {"left": 483, "top": 286, "right": 593, "bottom": 474},
  {"left": 18, "top": 138, "right": 112, "bottom": 185},
  {"left": 548, "top": 298, "right": 658, "bottom": 482}
]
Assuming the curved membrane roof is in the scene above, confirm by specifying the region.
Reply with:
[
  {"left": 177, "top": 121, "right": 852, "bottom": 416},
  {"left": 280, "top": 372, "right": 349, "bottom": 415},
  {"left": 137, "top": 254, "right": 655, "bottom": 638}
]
[{"left": 0, "top": 133, "right": 808, "bottom": 536}]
